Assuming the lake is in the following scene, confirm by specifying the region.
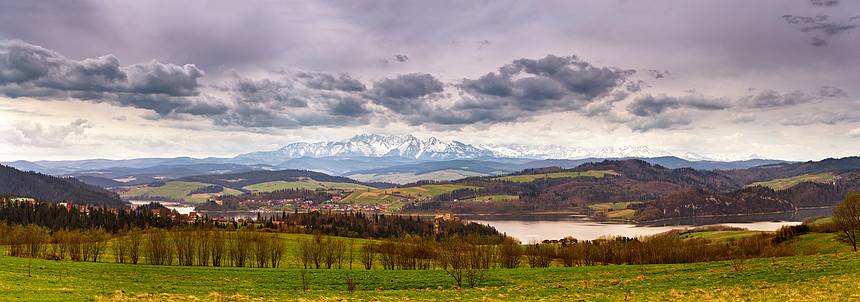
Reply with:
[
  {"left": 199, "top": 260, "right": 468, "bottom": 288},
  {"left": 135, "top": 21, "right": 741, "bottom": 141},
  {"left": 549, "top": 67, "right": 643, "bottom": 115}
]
[
  {"left": 462, "top": 207, "right": 833, "bottom": 243},
  {"left": 128, "top": 200, "right": 195, "bottom": 215},
  {"left": 132, "top": 200, "right": 834, "bottom": 243}
]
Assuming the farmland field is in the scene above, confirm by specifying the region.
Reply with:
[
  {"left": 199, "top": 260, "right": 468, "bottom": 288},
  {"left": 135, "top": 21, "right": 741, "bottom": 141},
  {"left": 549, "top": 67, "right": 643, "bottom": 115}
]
[
  {"left": 118, "top": 181, "right": 217, "bottom": 203},
  {"left": 342, "top": 184, "right": 478, "bottom": 204},
  {"left": 494, "top": 170, "right": 618, "bottom": 183},
  {"left": 750, "top": 172, "right": 835, "bottom": 190},
  {"left": 588, "top": 201, "right": 642, "bottom": 220},
  {"left": 680, "top": 230, "right": 767, "bottom": 242},
  {"left": 588, "top": 201, "right": 642, "bottom": 211}
]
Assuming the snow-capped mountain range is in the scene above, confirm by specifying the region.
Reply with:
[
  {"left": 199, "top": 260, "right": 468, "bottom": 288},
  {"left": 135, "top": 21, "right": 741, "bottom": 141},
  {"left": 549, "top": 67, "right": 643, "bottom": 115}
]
[
  {"left": 236, "top": 134, "right": 755, "bottom": 162},
  {"left": 236, "top": 134, "right": 494, "bottom": 163}
]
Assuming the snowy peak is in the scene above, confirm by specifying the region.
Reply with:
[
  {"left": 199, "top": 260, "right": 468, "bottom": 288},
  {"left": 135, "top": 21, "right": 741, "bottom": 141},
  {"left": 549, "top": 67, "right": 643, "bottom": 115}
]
[
  {"left": 235, "top": 134, "right": 763, "bottom": 163},
  {"left": 480, "top": 144, "right": 671, "bottom": 160},
  {"left": 236, "top": 134, "right": 495, "bottom": 162}
]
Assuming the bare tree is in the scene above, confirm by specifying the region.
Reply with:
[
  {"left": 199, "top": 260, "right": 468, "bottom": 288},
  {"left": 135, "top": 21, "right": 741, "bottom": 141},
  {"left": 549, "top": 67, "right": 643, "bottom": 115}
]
[
  {"left": 146, "top": 228, "right": 172, "bottom": 265},
  {"left": 196, "top": 228, "right": 211, "bottom": 266},
  {"left": 269, "top": 234, "right": 286, "bottom": 268},
  {"left": 174, "top": 227, "right": 196, "bottom": 266},
  {"left": 114, "top": 230, "right": 128, "bottom": 263},
  {"left": 834, "top": 192, "right": 860, "bottom": 252},
  {"left": 210, "top": 231, "right": 226, "bottom": 267},
  {"left": 127, "top": 228, "right": 142, "bottom": 264},
  {"left": 524, "top": 243, "right": 554, "bottom": 268},
  {"left": 360, "top": 242, "right": 375, "bottom": 270},
  {"left": 498, "top": 242, "right": 523, "bottom": 268},
  {"left": 22, "top": 224, "right": 49, "bottom": 258},
  {"left": 437, "top": 238, "right": 472, "bottom": 288}
]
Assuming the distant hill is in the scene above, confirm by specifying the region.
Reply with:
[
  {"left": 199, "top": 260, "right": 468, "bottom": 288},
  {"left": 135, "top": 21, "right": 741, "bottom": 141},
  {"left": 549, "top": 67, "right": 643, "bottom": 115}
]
[
  {"left": 115, "top": 169, "right": 395, "bottom": 203},
  {"left": 520, "top": 156, "right": 788, "bottom": 171},
  {"left": 346, "top": 159, "right": 521, "bottom": 184},
  {"left": 403, "top": 156, "right": 860, "bottom": 217},
  {"left": 0, "top": 165, "right": 125, "bottom": 207},
  {"left": 636, "top": 173, "right": 860, "bottom": 221},
  {"left": 178, "top": 169, "right": 393, "bottom": 191},
  {"left": 724, "top": 156, "right": 860, "bottom": 184}
]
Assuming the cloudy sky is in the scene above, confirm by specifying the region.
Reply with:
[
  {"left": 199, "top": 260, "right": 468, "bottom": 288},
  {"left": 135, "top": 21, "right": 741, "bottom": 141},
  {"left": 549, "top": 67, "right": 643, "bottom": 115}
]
[{"left": 1, "top": 0, "right": 859, "bottom": 161}]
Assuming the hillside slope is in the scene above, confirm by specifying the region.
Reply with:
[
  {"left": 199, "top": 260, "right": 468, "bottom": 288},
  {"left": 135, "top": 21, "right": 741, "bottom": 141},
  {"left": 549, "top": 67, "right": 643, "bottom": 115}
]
[{"left": 0, "top": 165, "right": 125, "bottom": 207}]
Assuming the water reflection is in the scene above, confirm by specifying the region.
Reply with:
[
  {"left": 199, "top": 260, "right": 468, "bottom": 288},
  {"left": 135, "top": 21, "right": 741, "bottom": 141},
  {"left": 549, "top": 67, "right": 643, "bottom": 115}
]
[{"left": 462, "top": 207, "right": 833, "bottom": 243}]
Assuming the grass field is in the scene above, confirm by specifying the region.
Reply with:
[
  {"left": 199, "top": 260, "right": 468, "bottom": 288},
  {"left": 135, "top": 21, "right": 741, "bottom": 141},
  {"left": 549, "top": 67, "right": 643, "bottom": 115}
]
[
  {"left": 750, "top": 172, "right": 836, "bottom": 190},
  {"left": 1, "top": 242, "right": 858, "bottom": 301},
  {"left": 119, "top": 181, "right": 213, "bottom": 203},
  {"left": 494, "top": 170, "right": 618, "bottom": 183},
  {"left": 680, "top": 231, "right": 767, "bottom": 242},
  {"left": 185, "top": 188, "right": 244, "bottom": 203},
  {"left": 588, "top": 201, "right": 642, "bottom": 211},
  {"left": 341, "top": 184, "right": 478, "bottom": 205},
  {"left": 588, "top": 201, "right": 642, "bottom": 220}
]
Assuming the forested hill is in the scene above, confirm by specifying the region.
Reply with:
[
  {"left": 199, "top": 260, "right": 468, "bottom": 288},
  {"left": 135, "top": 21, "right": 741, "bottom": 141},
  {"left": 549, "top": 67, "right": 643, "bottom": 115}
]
[
  {"left": 177, "top": 169, "right": 395, "bottom": 191},
  {"left": 721, "top": 156, "right": 860, "bottom": 184},
  {"left": 570, "top": 159, "right": 743, "bottom": 191},
  {"left": 403, "top": 157, "right": 860, "bottom": 217},
  {"left": 636, "top": 173, "right": 860, "bottom": 221},
  {"left": 0, "top": 165, "right": 126, "bottom": 207}
]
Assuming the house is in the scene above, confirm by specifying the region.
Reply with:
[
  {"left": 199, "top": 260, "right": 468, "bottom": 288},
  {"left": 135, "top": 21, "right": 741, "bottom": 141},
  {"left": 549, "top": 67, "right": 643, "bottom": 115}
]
[{"left": 434, "top": 213, "right": 454, "bottom": 221}]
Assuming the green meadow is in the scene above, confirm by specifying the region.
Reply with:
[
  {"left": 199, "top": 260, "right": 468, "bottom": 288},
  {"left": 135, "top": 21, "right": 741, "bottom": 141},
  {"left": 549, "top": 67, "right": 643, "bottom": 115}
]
[
  {"left": 588, "top": 201, "right": 643, "bottom": 220},
  {"left": 341, "top": 184, "right": 477, "bottom": 205},
  {"left": 1, "top": 245, "right": 858, "bottom": 301},
  {"left": 750, "top": 172, "right": 836, "bottom": 190}
]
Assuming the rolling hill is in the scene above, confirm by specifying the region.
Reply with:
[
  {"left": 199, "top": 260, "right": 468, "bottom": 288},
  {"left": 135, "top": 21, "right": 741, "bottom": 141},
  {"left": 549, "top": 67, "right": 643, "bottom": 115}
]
[
  {"left": 346, "top": 159, "right": 521, "bottom": 184},
  {"left": 402, "top": 157, "right": 860, "bottom": 218},
  {"left": 115, "top": 169, "right": 394, "bottom": 203},
  {"left": 0, "top": 165, "right": 125, "bottom": 207}
]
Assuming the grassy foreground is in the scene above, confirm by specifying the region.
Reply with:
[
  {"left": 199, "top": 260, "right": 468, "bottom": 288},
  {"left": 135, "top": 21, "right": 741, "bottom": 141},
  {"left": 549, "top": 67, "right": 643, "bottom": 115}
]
[{"left": 1, "top": 251, "right": 858, "bottom": 301}]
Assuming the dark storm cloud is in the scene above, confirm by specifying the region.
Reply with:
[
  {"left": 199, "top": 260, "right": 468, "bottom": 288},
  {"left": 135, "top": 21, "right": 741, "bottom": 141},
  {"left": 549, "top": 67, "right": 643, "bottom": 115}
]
[
  {"left": 124, "top": 61, "right": 204, "bottom": 96},
  {"left": 809, "top": 0, "right": 840, "bottom": 7},
  {"left": 218, "top": 71, "right": 376, "bottom": 128},
  {"left": 624, "top": 80, "right": 649, "bottom": 93},
  {"left": 234, "top": 78, "right": 307, "bottom": 108},
  {"left": 626, "top": 94, "right": 731, "bottom": 117},
  {"left": 460, "top": 72, "right": 514, "bottom": 97},
  {"left": 818, "top": 85, "right": 847, "bottom": 98},
  {"left": 509, "top": 55, "right": 633, "bottom": 99},
  {"left": 0, "top": 40, "right": 215, "bottom": 116},
  {"left": 646, "top": 70, "right": 670, "bottom": 79},
  {"left": 329, "top": 97, "right": 372, "bottom": 117},
  {"left": 114, "top": 94, "right": 228, "bottom": 116},
  {"left": 627, "top": 94, "right": 681, "bottom": 117},
  {"left": 368, "top": 73, "right": 443, "bottom": 112},
  {"left": 298, "top": 72, "right": 366, "bottom": 92},
  {"left": 782, "top": 14, "right": 859, "bottom": 46},
  {"left": 453, "top": 54, "right": 634, "bottom": 124},
  {"left": 394, "top": 54, "right": 409, "bottom": 62},
  {"left": 739, "top": 89, "right": 815, "bottom": 108}
]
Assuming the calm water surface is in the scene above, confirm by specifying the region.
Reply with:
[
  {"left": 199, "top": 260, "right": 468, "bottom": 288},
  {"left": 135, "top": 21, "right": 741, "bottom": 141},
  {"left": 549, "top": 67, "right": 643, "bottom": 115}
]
[
  {"left": 131, "top": 200, "right": 833, "bottom": 243},
  {"left": 463, "top": 207, "right": 833, "bottom": 243}
]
